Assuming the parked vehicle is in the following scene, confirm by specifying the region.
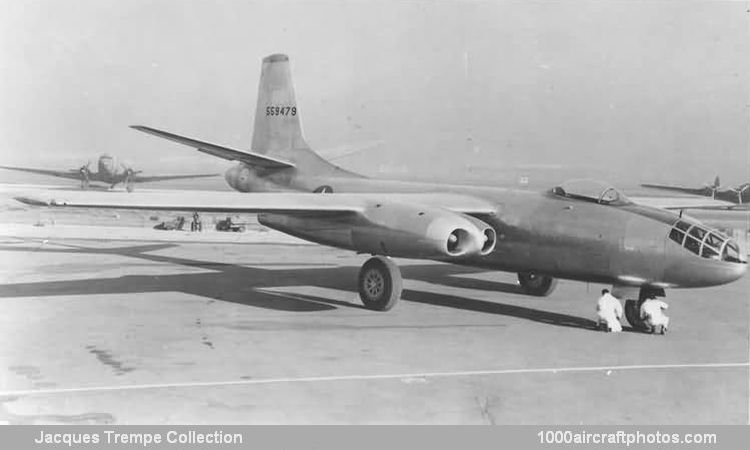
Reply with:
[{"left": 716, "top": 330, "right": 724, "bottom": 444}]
[
  {"left": 153, "top": 216, "right": 186, "bottom": 231},
  {"left": 216, "top": 216, "right": 246, "bottom": 232}
]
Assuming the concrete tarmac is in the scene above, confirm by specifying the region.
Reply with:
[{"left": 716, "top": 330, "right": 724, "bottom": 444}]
[{"left": 0, "top": 232, "right": 747, "bottom": 424}]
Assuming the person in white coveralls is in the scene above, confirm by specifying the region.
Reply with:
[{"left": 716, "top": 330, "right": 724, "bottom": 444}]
[
  {"left": 640, "top": 296, "right": 670, "bottom": 334},
  {"left": 596, "top": 289, "right": 623, "bottom": 332}
]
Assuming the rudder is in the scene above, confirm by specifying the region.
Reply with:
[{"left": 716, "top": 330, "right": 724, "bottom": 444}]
[{"left": 251, "top": 54, "right": 308, "bottom": 155}]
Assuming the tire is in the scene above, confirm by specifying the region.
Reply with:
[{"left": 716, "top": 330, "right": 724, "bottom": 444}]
[
  {"left": 517, "top": 272, "right": 558, "bottom": 296},
  {"left": 625, "top": 299, "right": 647, "bottom": 330},
  {"left": 358, "top": 256, "right": 402, "bottom": 311}
]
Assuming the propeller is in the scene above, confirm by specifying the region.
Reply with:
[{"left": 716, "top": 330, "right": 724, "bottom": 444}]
[
  {"left": 123, "top": 167, "right": 136, "bottom": 185},
  {"left": 78, "top": 160, "right": 91, "bottom": 189},
  {"left": 123, "top": 167, "right": 142, "bottom": 192},
  {"left": 78, "top": 160, "right": 91, "bottom": 176},
  {"left": 730, "top": 183, "right": 749, "bottom": 204},
  {"left": 703, "top": 175, "right": 720, "bottom": 198}
]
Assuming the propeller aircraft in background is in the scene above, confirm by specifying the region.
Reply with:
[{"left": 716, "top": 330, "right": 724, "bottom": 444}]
[
  {"left": 1, "top": 153, "right": 218, "bottom": 192},
  {"left": 642, "top": 176, "right": 750, "bottom": 208}
]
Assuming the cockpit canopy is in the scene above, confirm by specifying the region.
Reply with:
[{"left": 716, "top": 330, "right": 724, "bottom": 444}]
[{"left": 550, "top": 179, "right": 632, "bottom": 206}]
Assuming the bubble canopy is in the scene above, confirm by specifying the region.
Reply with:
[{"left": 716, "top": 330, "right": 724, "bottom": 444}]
[{"left": 550, "top": 179, "right": 632, "bottom": 205}]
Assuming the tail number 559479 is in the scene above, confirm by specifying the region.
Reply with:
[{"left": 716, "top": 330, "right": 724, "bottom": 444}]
[{"left": 266, "top": 106, "right": 297, "bottom": 116}]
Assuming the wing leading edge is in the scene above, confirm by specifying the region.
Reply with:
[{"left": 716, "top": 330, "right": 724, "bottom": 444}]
[
  {"left": 14, "top": 189, "right": 498, "bottom": 217},
  {"left": 640, "top": 183, "right": 708, "bottom": 196},
  {"left": 0, "top": 166, "right": 83, "bottom": 180}
]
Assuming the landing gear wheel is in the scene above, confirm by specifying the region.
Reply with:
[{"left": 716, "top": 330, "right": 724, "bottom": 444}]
[
  {"left": 358, "top": 256, "right": 402, "bottom": 311},
  {"left": 625, "top": 299, "right": 647, "bottom": 331},
  {"left": 517, "top": 272, "right": 558, "bottom": 296}
]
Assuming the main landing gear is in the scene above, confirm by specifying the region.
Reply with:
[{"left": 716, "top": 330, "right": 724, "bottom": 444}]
[
  {"left": 356, "top": 261, "right": 562, "bottom": 310},
  {"left": 358, "top": 256, "right": 402, "bottom": 311},
  {"left": 517, "top": 272, "right": 558, "bottom": 296},
  {"left": 622, "top": 286, "right": 666, "bottom": 332}
]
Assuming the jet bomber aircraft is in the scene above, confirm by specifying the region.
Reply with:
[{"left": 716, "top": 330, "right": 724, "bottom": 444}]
[
  {"left": 1, "top": 153, "right": 217, "bottom": 192},
  {"left": 18, "top": 54, "right": 747, "bottom": 331}
]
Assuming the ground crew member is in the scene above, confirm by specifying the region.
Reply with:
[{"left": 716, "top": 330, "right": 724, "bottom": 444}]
[
  {"left": 640, "top": 296, "right": 670, "bottom": 334},
  {"left": 596, "top": 289, "right": 623, "bottom": 332},
  {"left": 191, "top": 212, "right": 202, "bottom": 232}
]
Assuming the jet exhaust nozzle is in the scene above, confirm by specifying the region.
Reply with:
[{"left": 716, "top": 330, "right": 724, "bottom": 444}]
[{"left": 481, "top": 227, "right": 497, "bottom": 255}]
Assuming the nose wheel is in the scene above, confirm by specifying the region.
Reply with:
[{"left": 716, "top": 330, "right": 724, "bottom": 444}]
[
  {"left": 358, "top": 256, "right": 402, "bottom": 311},
  {"left": 622, "top": 287, "right": 666, "bottom": 332},
  {"left": 624, "top": 299, "right": 647, "bottom": 331}
]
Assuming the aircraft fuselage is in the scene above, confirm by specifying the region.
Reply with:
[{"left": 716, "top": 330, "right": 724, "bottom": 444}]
[
  {"left": 89, "top": 155, "right": 132, "bottom": 185},
  {"left": 232, "top": 163, "right": 746, "bottom": 290}
]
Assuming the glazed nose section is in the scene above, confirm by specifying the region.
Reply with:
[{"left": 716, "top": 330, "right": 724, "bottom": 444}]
[
  {"left": 738, "top": 250, "right": 747, "bottom": 265},
  {"left": 721, "top": 238, "right": 746, "bottom": 264},
  {"left": 721, "top": 258, "right": 747, "bottom": 285},
  {"left": 718, "top": 238, "right": 747, "bottom": 284},
  {"left": 735, "top": 241, "right": 747, "bottom": 264}
]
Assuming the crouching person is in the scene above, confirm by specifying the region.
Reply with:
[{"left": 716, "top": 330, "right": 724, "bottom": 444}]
[
  {"left": 640, "top": 296, "right": 670, "bottom": 334},
  {"left": 596, "top": 289, "right": 623, "bottom": 332}
]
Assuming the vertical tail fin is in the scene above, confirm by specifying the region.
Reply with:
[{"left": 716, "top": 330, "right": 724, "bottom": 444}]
[{"left": 251, "top": 54, "right": 308, "bottom": 155}]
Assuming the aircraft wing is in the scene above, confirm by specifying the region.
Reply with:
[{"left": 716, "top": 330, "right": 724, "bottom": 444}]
[
  {"left": 131, "top": 126, "right": 295, "bottom": 170},
  {"left": 631, "top": 196, "right": 738, "bottom": 210},
  {"left": 640, "top": 184, "right": 706, "bottom": 196},
  {"left": 0, "top": 166, "right": 83, "bottom": 180},
  {"left": 134, "top": 173, "right": 220, "bottom": 183},
  {"left": 14, "top": 189, "right": 498, "bottom": 217}
]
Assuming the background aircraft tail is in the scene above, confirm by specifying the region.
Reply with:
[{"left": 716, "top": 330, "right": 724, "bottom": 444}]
[{"left": 251, "top": 54, "right": 309, "bottom": 155}]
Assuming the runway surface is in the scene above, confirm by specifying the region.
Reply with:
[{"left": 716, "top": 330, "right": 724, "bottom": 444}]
[{"left": 0, "top": 232, "right": 748, "bottom": 424}]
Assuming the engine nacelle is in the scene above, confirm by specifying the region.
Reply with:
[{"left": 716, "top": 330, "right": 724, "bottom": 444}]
[
  {"left": 258, "top": 201, "right": 496, "bottom": 260},
  {"left": 352, "top": 201, "right": 496, "bottom": 259}
]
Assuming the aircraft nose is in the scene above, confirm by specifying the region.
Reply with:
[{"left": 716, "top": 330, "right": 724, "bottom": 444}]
[
  {"left": 737, "top": 241, "right": 747, "bottom": 264},
  {"left": 715, "top": 236, "right": 747, "bottom": 283},
  {"left": 722, "top": 259, "right": 747, "bottom": 284}
]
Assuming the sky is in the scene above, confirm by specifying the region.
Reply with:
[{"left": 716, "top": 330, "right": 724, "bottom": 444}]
[{"left": 0, "top": 0, "right": 748, "bottom": 189}]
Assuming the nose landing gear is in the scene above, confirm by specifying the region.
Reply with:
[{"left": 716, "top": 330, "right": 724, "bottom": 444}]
[
  {"left": 621, "top": 286, "right": 666, "bottom": 332},
  {"left": 624, "top": 299, "right": 647, "bottom": 331}
]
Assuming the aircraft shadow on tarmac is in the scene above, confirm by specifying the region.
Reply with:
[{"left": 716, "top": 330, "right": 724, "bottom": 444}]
[{"left": 0, "top": 242, "right": 599, "bottom": 331}]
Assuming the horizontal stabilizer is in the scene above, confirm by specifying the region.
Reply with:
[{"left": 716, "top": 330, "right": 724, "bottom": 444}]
[{"left": 131, "top": 126, "right": 295, "bottom": 170}]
